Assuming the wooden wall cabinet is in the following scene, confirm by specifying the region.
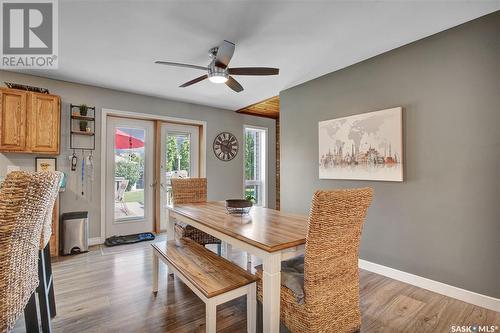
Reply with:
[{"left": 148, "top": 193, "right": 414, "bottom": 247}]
[
  {"left": 28, "top": 92, "right": 60, "bottom": 153},
  {"left": 0, "top": 89, "right": 27, "bottom": 151},
  {"left": 0, "top": 88, "right": 60, "bottom": 154}
]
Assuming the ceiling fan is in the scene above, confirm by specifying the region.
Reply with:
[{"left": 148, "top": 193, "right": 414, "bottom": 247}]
[{"left": 155, "top": 40, "right": 279, "bottom": 93}]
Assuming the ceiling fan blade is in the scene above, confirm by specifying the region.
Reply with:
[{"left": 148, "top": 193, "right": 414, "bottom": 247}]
[
  {"left": 228, "top": 67, "right": 279, "bottom": 76},
  {"left": 155, "top": 61, "right": 207, "bottom": 71},
  {"left": 214, "top": 40, "right": 235, "bottom": 68},
  {"left": 179, "top": 74, "right": 208, "bottom": 87},
  {"left": 225, "top": 76, "right": 244, "bottom": 93}
]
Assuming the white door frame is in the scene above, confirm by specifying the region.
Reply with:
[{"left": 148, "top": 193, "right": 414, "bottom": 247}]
[{"left": 99, "top": 108, "right": 207, "bottom": 243}]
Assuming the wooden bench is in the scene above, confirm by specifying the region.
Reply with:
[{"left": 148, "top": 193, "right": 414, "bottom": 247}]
[{"left": 152, "top": 238, "right": 258, "bottom": 333}]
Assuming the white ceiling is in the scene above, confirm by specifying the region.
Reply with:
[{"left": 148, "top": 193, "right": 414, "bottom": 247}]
[{"left": 18, "top": 1, "right": 499, "bottom": 111}]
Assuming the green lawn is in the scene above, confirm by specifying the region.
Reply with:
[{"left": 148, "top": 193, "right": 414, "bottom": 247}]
[{"left": 123, "top": 189, "right": 144, "bottom": 203}]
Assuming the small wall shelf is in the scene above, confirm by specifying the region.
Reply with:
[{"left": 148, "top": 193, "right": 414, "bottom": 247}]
[
  {"left": 71, "top": 115, "right": 95, "bottom": 121},
  {"left": 70, "top": 104, "right": 96, "bottom": 150},
  {"left": 70, "top": 131, "right": 95, "bottom": 136}
]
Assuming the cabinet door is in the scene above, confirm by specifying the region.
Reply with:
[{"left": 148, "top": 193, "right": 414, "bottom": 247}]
[
  {"left": 0, "top": 89, "right": 27, "bottom": 151},
  {"left": 29, "top": 93, "right": 60, "bottom": 154}
]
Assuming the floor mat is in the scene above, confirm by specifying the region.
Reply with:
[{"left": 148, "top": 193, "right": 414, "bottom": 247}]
[{"left": 104, "top": 232, "right": 155, "bottom": 247}]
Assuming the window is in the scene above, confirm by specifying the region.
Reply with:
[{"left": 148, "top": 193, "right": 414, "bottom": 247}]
[
  {"left": 244, "top": 126, "right": 267, "bottom": 206},
  {"left": 114, "top": 127, "right": 147, "bottom": 220}
]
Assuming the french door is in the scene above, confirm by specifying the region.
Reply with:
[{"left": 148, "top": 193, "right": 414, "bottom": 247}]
[
  {"left": 159, "top": 123, "right": 200, "bottom": 231},
  {"left": 105, "top": 117, "right": 154, "bottom": 237}
]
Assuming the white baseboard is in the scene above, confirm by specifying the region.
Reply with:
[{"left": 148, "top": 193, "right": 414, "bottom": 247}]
[
  {"left": 359, "top": 259, "right": 500, "bottom": 312},
  {"left": 89, "top": 237, "right": 104, "bottom": 246}
]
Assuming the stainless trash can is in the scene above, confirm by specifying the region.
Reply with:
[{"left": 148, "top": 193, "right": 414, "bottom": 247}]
[{"left": 62, "top": 211, "right": 89, "bottom": 255}]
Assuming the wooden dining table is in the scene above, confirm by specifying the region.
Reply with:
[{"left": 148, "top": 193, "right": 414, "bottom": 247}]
[{"left": 164, "top": 201, "right": 309, "bottom": 333}]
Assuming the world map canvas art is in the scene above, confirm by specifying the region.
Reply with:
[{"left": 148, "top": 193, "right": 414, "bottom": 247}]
[{"left": 319, "top": 107, "right": 403, "bottom": 181}]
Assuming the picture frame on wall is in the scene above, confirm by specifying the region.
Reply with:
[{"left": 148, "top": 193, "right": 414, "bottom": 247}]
[
  {"left": 318, "top": 107, "right": 403, "bottom": 182},
  {"left": 35, "top": 157, "right": 57, "bottom": 172}
]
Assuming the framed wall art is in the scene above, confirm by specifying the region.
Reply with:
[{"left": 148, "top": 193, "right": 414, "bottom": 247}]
[
  {"left": 35, "top": 157, "right": 57, "bottom": 172},
  {"left": 319, "top": 107, "right": 403, "bottom": 181}
]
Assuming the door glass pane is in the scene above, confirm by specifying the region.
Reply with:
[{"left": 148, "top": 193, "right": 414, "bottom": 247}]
[
  {"left": 114, "top": 127, "right": 146, "bottom": 220},
  {"left": 165, "top": 132, "right": 191, "bottom": 206}
]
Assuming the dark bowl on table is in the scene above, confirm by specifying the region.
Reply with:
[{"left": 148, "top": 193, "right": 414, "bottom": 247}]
[{"left": 225, "top": 199, "right": 253, "bottom": 215}]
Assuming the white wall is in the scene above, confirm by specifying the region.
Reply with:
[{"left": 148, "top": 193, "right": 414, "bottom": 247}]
[{"left": 0, "top": 71, "right": 276, "bottom": 238}]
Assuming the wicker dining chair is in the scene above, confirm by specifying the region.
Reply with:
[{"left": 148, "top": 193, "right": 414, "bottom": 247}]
[
  {"left": 0, "top": 171, "right": 61, "bottom": 332},
  {"left": 170, "top": 178, "right": 221, "bottom": 254},
  {"left": 256, "top": 187, "right": 373, "bottom": 333}
]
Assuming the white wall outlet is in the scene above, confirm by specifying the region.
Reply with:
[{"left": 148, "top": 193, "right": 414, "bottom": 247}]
[{"left": 6, "top": 165, "right": 20, "bottom": 174}]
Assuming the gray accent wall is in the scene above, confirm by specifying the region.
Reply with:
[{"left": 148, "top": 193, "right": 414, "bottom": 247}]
[
  {"left": 0, "top": 71, "right": 276, "bottom": 238},
  {"left": 280, "top": 12, "right": 499, "bottom": 298}
]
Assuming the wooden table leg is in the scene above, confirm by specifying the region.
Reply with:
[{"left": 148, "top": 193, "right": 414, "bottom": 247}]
[
  {"left": 220, "top": 242, "right": 226, "bottom": 257},
  {"left": 205, "top": 299, "right": 217, "bottom": 333},
  {"left": 167, "top": 210, "right": 175, "bottom": 242},
  {"left": 262, "top": 253, "right": 281, "bottom": 333},
  {"left": 247, "top": 283, "right": 256, "bottom": 333},
  {"left": 167, "top": 211, "right": 175, "bottom": 276},
  {"left": 152, "top": 250, "right": 159, "bottom": 295},
  {"left": 222, "top": 242, "right": 233, "bottom": 260}
]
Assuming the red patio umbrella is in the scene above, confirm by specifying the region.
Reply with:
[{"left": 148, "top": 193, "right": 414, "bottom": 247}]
[{"left": 115, "top": 129, "right": 144, "bottom": 149}]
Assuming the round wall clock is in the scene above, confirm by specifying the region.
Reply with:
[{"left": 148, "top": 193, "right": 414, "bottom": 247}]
[{"left": 213, "top": 132, "right": 238, "bottom": 161}]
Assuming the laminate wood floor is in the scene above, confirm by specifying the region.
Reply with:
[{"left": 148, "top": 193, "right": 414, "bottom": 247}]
[{"left": 13, "top": 235, "right": 499, "bottom": 332}]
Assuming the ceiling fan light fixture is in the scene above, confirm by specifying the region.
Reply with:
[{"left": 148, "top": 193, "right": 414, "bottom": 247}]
[
  {"left": 208, "top": 74, "right": 228, "bottom": 84},
  {"left": 208, "top": 65, "right": 229, "bottom": 84},
  {"left": 155, "top": 40, "right": 279, "bottom": 92}
]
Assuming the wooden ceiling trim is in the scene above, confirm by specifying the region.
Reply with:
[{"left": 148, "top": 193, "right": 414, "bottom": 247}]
[{"left": 236, "top": 96, "right": 279, "bottom": 119}]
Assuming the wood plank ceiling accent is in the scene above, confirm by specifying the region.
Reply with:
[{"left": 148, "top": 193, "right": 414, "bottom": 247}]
[{"left": 236, "top": 96, "right": 279, "bottom": 119}]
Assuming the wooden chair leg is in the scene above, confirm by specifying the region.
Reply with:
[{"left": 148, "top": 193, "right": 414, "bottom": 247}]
[
  {"left": 24, "top": 292, "right": 39, "bottom": 333},
  {"left": 38, "top": 247, "right": 53, "bottom": 333},
  {"left": 44, "top": 245, "right": 56, "bottom": 317},
  {"left": 48, "top": 282, "right": 56, "bottom": 318}
]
